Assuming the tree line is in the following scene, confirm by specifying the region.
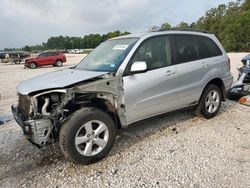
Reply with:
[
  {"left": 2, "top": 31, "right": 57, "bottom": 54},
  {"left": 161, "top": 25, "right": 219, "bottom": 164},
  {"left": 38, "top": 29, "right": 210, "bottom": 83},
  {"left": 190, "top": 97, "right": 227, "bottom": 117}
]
[
  {"left": 21, "top": 31, "right": 130, "bottom": 52},
  {"left": 150, "top": 0, "right": 250, "bottom": 52},
  {"left": 4, "top": 0, "right": 250, "bottom": 52}
]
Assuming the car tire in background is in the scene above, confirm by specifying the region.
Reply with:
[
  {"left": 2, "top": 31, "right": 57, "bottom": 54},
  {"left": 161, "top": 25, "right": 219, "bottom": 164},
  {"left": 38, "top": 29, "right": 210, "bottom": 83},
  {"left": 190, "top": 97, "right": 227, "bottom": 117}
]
[
  {"left": 198, "top": 84, "right": 222, "bottom": 119},
  {"left": 29, "top": 62, "right": 37, "bottom": 69},
  {"left": 59, "top": 107, "right": 117, "bottom": 165},
  {"left": 56, "top": 60, "right": 63, "bottom": 67}
]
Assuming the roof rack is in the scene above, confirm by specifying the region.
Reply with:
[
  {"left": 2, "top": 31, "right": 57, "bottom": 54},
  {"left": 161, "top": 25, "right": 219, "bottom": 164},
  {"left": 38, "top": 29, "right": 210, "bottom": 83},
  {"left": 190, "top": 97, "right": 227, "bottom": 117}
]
[{"left": 155, "top": 28, "right": 210, "bottom": 34}]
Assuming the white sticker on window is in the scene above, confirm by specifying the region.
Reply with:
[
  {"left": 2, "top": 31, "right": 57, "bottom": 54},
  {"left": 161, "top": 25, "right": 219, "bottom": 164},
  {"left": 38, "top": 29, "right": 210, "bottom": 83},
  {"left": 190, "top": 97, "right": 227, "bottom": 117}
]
[{"left": 113, "top": 45, "right": 129, "bottom": 50}]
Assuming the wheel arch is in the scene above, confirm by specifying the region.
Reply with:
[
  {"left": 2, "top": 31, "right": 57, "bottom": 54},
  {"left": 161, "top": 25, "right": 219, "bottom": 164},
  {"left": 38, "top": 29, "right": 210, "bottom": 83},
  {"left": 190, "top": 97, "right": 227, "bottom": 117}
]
[
  {"left": 55, "top": 59, "right": 63, "bottom": 63},
  {"left": 29, "top": 61, "right": 37, "bottom": 65},
  {"left": 66, "top": 96, "right": 122, "bottom": 130},
  {"left": 84, "top": 98, "right": 122, "bottom": 129},
  {"left": 202, "top": 78, "right": 226, "bottom": 101}
]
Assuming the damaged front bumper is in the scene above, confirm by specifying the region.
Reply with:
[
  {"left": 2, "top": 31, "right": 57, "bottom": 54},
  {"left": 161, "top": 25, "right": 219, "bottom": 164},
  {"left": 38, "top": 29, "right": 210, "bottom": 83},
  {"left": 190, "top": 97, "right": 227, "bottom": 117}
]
[
  {"left": 12, "top": 104, "right": 53, "bottom": 147},
  {"left": 227, "top": 67, "right": 250, "bottom": 100}
]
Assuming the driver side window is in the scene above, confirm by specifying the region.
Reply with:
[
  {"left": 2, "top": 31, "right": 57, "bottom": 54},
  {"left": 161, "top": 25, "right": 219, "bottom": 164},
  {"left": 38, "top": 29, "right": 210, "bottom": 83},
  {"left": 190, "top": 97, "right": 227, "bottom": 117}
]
[{"left": 132, "top": 36, "right": 172, "bottom": 71}]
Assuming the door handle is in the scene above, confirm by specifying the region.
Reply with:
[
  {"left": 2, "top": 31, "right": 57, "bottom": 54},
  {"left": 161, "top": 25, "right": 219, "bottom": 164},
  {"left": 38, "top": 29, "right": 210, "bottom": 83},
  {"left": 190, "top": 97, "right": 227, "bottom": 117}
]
[
  {"left": 165, "top": 70, "right": 175, "bottom": 76},
  {"left": 202, "top": 62, "right": 208, "bottom": 68}
]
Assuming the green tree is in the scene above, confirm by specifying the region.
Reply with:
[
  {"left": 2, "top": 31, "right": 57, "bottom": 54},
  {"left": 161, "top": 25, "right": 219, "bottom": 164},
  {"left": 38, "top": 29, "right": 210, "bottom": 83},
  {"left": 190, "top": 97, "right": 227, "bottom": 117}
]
[
  {"left": 160, "top": 22, "right": 172, "bottom": 30},
  {"left": 23, "top": 45, "right": 31, "bottom": 52},
  {"left": 193, "top": 0, "right": 250, "bottom": 51},
  {"left": 176, "top": 22, "right": 190, "bottom": 29}
]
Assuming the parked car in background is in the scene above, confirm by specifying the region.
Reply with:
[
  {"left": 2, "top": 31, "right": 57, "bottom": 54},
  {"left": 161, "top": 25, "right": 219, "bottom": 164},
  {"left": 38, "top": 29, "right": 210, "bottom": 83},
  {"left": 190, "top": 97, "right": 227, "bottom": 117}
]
[
  {"left": 0, "top": 51, "right": 30, "bottom": 64},
  {"left": 25, "top": 51, "right": 66, "bottom": 69},
  {"left": 12, "top": 30, "right": 233, "bottom": 164}
]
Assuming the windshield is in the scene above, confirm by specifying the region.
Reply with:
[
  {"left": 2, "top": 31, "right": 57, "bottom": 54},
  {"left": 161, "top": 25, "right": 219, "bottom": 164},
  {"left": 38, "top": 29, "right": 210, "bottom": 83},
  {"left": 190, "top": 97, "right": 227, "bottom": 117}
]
[{"left": 75, "top": 38, "right": 138, "bottom": 72}]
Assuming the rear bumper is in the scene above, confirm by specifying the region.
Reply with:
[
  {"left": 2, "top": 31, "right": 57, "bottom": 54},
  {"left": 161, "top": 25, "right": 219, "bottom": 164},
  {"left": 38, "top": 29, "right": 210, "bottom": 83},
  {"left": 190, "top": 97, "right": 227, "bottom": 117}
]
[
  {"left": 222, "top": 75, "right": 234, "bottom": 100},
  {"left": 223, "top": 75, "right": 234, "bottom": 91}
]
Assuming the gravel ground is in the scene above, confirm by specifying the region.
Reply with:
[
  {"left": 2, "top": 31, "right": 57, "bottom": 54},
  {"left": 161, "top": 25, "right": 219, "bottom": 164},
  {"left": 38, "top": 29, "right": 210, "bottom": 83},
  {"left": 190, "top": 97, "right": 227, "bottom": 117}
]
[{"left": 0, "top": 53, "right": 250, "bottom": 188}]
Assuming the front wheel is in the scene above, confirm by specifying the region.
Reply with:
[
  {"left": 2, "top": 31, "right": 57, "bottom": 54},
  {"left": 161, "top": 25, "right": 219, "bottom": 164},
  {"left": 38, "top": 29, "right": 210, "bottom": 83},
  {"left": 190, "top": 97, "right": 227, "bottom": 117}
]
[
  {"left": 29, "top": 62, "right": 37, "bottom": 69},
  {"left": 198, "top": 84, "right": 222, "bottom": 119},
  {"left": 59, "top": 107, "right": 117, "bottom": 164}
]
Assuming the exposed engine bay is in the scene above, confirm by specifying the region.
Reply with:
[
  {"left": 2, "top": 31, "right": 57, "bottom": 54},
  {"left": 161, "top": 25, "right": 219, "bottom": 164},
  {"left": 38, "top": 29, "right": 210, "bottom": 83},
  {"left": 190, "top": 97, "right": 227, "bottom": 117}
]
[{"left": 12, "top": 73, "right": 126, "bottom": 147}]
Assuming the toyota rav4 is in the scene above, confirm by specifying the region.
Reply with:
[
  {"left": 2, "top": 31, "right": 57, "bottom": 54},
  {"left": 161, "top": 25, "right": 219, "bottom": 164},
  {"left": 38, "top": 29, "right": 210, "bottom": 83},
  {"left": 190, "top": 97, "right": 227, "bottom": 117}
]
[{"left": 12, "top": 30, "right": 233, "bottom": 164}]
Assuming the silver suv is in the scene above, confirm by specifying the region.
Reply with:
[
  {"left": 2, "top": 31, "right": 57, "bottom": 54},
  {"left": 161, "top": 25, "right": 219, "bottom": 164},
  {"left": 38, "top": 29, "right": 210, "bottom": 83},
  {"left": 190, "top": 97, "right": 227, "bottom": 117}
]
[{"left": 12, "top": 30, "right": 233, "bottom": 164}]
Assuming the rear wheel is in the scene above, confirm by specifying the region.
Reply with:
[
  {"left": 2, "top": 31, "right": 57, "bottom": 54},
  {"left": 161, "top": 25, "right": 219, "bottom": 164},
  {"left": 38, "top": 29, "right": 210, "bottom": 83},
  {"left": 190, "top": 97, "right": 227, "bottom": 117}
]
[
  {"left": 29, "top": 62, "right": 37, "bottom": 69},
  {"left": 59, "top": 107, "right": 116, "bottom": 164},
  {"left": 56, "top": 60, "right": 63, "bottom": 67},
  {"left": 198, "top": 84, "right": 222, "bottom": 119}
]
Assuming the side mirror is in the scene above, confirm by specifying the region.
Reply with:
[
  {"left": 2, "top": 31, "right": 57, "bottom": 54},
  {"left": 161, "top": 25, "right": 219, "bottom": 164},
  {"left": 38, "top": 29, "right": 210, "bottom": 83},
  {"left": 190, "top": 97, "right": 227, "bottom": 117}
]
[{"left": 130, "top": 61, "right": 147, "bottom": 74}]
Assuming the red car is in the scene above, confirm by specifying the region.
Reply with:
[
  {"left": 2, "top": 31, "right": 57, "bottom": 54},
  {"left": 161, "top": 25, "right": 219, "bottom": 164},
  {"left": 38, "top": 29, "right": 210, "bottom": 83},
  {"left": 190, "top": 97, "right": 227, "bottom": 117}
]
[{"left": 25, "top": 51, "right": 66, "bottom": 69}]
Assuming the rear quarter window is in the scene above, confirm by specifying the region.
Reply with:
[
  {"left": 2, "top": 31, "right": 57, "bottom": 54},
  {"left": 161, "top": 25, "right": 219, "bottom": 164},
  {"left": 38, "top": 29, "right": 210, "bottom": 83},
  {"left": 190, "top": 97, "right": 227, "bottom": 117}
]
[{"left": 197, "top": 36, "right": 222, "bottom": 59}]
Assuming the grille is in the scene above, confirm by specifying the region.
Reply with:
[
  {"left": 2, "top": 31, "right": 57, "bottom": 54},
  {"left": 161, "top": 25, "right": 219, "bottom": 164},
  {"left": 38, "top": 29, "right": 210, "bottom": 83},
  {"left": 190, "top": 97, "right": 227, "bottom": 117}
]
[{"left": 18, "top": 94, "right": 31, "bottom": 119}]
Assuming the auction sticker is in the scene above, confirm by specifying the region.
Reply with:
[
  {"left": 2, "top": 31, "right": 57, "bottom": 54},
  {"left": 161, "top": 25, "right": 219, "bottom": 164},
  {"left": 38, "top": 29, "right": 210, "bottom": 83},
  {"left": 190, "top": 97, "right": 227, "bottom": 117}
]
[{"left": 113, "top": 45, "right": 129, "bottom": 50}]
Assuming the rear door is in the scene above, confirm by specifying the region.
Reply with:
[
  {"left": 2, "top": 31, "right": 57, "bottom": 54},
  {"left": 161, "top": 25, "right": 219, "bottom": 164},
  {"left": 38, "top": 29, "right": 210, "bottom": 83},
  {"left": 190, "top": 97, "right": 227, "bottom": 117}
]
[
  {"left": 172, "top": 34, "right": 209, "bottom": 106},
  {"left": 123, "top": 35, "right": 180, "bottom": 124}
]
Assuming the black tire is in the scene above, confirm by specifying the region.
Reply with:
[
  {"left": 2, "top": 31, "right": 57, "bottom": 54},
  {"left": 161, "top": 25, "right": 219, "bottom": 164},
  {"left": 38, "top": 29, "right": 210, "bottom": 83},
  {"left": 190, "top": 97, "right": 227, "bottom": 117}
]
[
  {"left": 59, "top": 107, "right": 117, "bottom": 165},
  {"left": 55, "top": 60, "right": 63, "bottom": 67},
  {"left": 198, "top": 84, "right": 222, "bottom": 119},
  {"left": 29, "top": 62, "right": 37, "bottom": 69}
]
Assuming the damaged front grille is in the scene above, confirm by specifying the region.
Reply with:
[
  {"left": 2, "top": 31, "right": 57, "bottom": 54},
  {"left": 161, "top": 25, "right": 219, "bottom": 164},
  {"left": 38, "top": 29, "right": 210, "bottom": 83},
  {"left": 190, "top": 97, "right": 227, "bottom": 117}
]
[{"left": 18, "top": 94, "right": 31, "bottom": 120}]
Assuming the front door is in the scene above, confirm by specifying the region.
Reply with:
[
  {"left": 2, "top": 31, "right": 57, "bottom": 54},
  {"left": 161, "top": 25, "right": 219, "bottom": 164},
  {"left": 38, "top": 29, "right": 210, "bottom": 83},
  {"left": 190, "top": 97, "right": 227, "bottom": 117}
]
[{"left": 123, "top": 36, "right": 180, "bottom": 124}]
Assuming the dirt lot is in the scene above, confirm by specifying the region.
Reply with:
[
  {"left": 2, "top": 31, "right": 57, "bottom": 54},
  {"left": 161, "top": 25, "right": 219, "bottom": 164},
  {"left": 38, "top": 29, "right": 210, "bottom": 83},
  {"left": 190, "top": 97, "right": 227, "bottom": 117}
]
[{"left": 0, "top": 53, "right": 250, "bottom": 188}]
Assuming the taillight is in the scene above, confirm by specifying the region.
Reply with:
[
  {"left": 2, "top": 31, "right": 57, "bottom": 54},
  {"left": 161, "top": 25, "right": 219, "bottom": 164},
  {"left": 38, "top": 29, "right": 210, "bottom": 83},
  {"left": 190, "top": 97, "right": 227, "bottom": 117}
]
[{"left": 228, "top": 57, "right": 231, "bottom": 71}]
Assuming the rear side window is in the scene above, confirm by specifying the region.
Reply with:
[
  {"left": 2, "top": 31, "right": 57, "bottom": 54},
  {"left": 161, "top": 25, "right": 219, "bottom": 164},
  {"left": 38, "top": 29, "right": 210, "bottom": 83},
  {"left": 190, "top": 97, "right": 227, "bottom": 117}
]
[
  {"left": 197, "top": 36, "right": 222, "bottom": 59},
  {"left": 173, "top": 35, "right": 198, "bottom": 64}
]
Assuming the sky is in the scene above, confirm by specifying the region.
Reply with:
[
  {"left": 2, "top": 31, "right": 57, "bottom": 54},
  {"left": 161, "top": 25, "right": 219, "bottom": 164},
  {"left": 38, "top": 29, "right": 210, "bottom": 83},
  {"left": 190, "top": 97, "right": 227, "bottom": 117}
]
[{"left": 0, "top": 0, "right": 233, "bottom": 49}]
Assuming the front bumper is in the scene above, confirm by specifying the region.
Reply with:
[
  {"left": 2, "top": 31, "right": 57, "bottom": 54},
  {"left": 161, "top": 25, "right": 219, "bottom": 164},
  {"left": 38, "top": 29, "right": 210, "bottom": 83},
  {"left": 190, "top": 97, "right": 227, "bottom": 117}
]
[
  {"left": 11, "top": 104, "right": 53, "bottom": 147},
  {"left": 12, "top": 104, "right": 32, "bottom": 136}
]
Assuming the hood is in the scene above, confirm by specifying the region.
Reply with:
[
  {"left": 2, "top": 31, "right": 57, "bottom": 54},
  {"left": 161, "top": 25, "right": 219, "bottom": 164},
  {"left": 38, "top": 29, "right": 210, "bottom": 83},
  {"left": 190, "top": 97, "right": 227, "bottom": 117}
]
[{"left": 17, "top": 69, "right": 108, "bottom": 95}]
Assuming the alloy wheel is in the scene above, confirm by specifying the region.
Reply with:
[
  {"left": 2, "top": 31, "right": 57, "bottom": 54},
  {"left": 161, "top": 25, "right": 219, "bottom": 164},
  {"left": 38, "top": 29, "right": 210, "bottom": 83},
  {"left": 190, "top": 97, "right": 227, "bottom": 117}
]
[
  {"left": 205, "top": 90, "right": 220, "bottom": 113},
  {"left": 75, "top": 120, "right": 109, "bottom": 157}
]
